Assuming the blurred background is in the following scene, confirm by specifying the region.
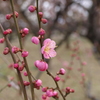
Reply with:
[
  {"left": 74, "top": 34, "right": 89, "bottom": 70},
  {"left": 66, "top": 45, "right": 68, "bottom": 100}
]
[{"left": 0, "top": 0, "right": 100, "bottom": 100}]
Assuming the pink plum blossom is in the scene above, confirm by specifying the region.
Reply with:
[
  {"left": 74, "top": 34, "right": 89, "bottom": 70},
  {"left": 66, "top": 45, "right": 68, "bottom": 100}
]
[{"left": 41, "top": 39, "right": 57, "bottom": 59}]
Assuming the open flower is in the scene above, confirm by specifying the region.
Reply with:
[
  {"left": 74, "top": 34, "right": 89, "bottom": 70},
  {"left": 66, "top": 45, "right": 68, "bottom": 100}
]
[{"left": 41, "top": 39, "right": 57, "bottom": 59}]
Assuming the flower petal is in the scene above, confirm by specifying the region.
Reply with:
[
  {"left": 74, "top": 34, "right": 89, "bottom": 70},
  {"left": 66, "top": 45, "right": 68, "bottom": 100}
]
[
  {"left": 49, "top": 49, "right": 57, "bottom": 58},
  {"left": 43, "top": 39, "right": 51, "bottom": 45},
  {"left": 44, "top": 52, "right": 50, "bottom": 59}
]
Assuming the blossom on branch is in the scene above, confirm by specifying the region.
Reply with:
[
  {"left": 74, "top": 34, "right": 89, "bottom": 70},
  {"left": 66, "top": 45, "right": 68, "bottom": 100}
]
[{"left": 41, "top": 39, "right": 57, "bottom": 59}]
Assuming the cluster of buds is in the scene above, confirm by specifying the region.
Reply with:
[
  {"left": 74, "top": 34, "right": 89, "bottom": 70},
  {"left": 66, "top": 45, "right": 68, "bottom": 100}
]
[
  {"left": 3, "top": 47, "right": 9, "bottom": 55},
  {"left": 3, "top": 29, "right": 12, "bottom": 35},
  {"left": 20, "top": 28, "right": 29, "bottom": 38},
  {"left": 13, "top": 63, "right": 24, "bottom": 71},
  {"left": 6, "top": 11, "right": 19, "bottom": 20},
  {"left": 38, "top": 12, "right": 48, "bottom": 24}
]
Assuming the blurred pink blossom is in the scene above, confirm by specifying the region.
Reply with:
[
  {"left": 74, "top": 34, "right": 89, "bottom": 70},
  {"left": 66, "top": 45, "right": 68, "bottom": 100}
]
[{"left": 41, "top": 39, "right": 57, "bottom": 59}]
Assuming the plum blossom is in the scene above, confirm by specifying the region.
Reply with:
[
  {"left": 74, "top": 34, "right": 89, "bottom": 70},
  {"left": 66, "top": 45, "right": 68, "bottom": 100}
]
[{"left": 41, "top": 39, "right": 57, "bottom": 59}]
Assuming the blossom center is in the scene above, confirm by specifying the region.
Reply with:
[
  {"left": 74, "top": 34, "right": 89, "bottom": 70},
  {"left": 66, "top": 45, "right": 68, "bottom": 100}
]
[{"left": 44, "top": 46, "right": 50, "bottom": 52}]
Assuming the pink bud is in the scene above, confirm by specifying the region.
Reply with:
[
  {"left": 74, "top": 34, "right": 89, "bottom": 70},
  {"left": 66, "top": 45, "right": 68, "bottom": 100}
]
[
  {"left": 18, "top": 66, "right": 24, "bottom": 71},
  {"left": 54, "top": 76, "right": 60, "bottom": 82},
  {"left": 39, "top": 28, "right": 46, "bottom": 35},
  {"left": 14, "top": 11, "right": 19, "bottom": 18},
  {"left": 12, "top": 46, "right": 20, "bottom": 54},
  {"left": 42, "top": 87, "right": 48, "bottom": 92},
  {"left": 23, "top": 81, "right": 30, "bottom": 86},
  {"left": 21, "top": 51, "right": 29, "bottom": 57},
  {"left": 3, "top": 47, "right": 9, "bottom": 55},
  {"left": 46, "top": 89, "right": 54, "bottom": 97},
  {"left": 38, "top": 12, "right": 43, "bottom": 18},
  {"left": 6, "top": 14, "right": 12, "bottom": 20},
  {"left": 66, "top": 87, "right": 70, "bottom": 93},
  {"left": 23, "top": 71, "right": 28, "bottom": 76},
  {"left": 7, "top": 84, "right": 11, "bottom": 87},
  {"left": 28, "top": 5, "right": 36, "bottom": 12},
  {"left": 53, "top": 91, "right": 58, "bottom": 97},
  {"left": 0, "top": 38, "right": 5, "bottom": 43},
  {"left": 13, "top": 63, "right": 19, "bottom": 69},
  {"left": 70, "top": 89, "right": 75, "bottom": 93},
  {"left": 21, "top": 28, "right": 29, "bottom": 35},
  {"left": 82, "top": 61, "right": 87, "bottom": 66},
  {"left": 34, "top": 60, "right": 48, "bottom": 71},
  {"left": 59, "top": 68, "right": 66, "bottom": 75},
  {"left": 35, "top": 79, "right": 42, "bottom": 87},
  {"left": 8, "top": 64, "right": 13, "bottom": 69},
  {"left": 3, "top": 29, "right": 12, "bottom": 35},
  {"left": 41, "top": 18, "right": 48, "bottom": 24},
  {"left": 7, "top": 29, "right": 12, "bottom": 34},
  {"left": 81, "top": 73, "right": 85, "bottom": 77},
  {"left": 42, "top": 93, "right": 47, "bottom": 99},
  {"left": 31, "top": 36, "right": 39, "bottom": 45}
]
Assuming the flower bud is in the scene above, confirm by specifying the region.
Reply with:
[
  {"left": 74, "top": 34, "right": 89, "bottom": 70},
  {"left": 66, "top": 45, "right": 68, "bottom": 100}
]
[
  {"left": 42, "top": 87, "right": 48, "bottom": 92},
  {"left": 38, "top": 12, "right": 43, "bottom": 18},
  {"left": 6, "top": 14, "right": 12, "bottom": 20},
  {"left": 31, "top": 36, "right": 39, "bottom": 44},
  {"left": 3, "top": 47, "right": 9, "bottom": 55},
  {"left": 54, "top": 76, "right": 60, "bottom": 82},
  {"left": 59, "top": 68, "right": 66, "bottom": 75},
  {"left": 34, "top": 60, "right": 48, "bottom": 71},
  {"left": 41, "top": 18, "right": 48, "bottom": 24},
  {"left": 13, "top": 63, "right": 19, "bottom": 69},
  {"left": 0, "top": 37, "right": 5, "bottom": 43},
  {"left": 21, "top": 51, "right": 29, "bottom": 57},
  {"left": 42, "top": 93, "right": 47, "bottom": 99},
  {"left": 23, "top": 71, "right": 28, "bottom": 76},
  {"left": 21, "top": 28, "right": 29, "bottom": 35},
  {"left": 23, "top": 81, "right": 30, "bottom": 86},
  {"left": 28, "top": 5, "right": 36, "bottom": 12},
  {"left": 18, "top": 66, "right": 24, "bottom": 71},
  {"left": 46, "top": 89, "right": 54, "bottom": 97},
  {"left": 39, "top": 28, "right": 46, "bottom": 35},
  {"left": 12, "top": 46, "right": 20, "bottom": 54},
  {"left": 35, "top": 79, "right": 42, "bottom": 87},
  {"left": 14, "top": 11, "right": 19, "bottom": 18}
]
